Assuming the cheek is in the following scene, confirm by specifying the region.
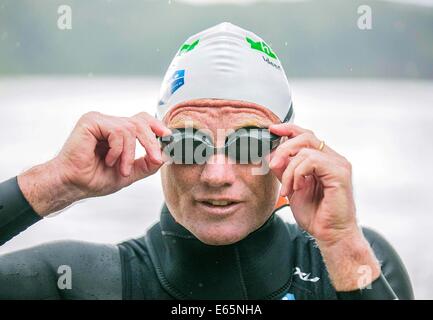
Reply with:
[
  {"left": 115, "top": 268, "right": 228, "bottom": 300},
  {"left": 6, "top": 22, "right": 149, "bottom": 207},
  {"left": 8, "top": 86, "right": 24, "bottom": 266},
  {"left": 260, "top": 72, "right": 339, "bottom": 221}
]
[
  {"left": 240, "top": 167, "right": 280, "bottom": 208},
  {"left": 161, "top": 164, "right": 202, "bottom": 205}
]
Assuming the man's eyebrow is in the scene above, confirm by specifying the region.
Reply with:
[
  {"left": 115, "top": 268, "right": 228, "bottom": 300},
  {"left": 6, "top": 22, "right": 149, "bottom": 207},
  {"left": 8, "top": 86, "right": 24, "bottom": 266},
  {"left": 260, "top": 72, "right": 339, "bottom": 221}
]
[
  {"left": 232, "top": 119, "right": 270, "bottom": 130},
  {"left": 168, "top": 119, "right": 204, "bottom": 129}
]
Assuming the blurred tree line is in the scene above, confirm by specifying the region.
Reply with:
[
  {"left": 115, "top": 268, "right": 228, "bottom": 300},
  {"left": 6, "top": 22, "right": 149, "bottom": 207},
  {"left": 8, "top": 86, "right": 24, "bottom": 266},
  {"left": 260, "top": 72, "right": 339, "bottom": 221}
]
[{"left": 0, "top": 0, "right": 432, "bottom": 78}]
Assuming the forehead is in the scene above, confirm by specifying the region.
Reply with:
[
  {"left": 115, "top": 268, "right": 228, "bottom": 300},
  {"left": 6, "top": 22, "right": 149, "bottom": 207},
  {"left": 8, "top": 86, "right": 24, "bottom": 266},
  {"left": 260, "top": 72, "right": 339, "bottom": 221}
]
[{"left": 165, "top": 99, "right": 280, "bottom": 129}]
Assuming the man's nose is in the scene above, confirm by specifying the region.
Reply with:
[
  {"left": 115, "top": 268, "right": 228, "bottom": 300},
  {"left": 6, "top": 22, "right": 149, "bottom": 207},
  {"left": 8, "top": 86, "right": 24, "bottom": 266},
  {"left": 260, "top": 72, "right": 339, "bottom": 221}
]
[{"left": 200, "top": 153, "right": 236, "bottom": 188}]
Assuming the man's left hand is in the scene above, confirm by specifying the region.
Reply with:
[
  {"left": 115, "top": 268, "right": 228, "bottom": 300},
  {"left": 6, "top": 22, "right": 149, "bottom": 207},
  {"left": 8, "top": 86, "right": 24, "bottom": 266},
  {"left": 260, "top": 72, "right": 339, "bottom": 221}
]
[{"left": 268, "top": 123, "right": 381, "bottom": 291}]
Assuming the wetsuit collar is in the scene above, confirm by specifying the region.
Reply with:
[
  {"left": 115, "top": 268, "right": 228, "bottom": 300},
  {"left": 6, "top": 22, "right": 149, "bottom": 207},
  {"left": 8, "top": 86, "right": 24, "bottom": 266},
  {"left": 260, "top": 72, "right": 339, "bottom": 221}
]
[{"left": 145, "top": 204, "right": 295, "bottom": 299}]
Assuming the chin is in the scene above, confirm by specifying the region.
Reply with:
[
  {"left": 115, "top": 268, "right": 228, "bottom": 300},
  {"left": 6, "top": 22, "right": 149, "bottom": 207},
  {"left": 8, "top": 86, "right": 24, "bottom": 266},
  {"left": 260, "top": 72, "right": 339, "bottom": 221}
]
[{"left": 191, "top": 223, "right": 251, "bottom": 246}]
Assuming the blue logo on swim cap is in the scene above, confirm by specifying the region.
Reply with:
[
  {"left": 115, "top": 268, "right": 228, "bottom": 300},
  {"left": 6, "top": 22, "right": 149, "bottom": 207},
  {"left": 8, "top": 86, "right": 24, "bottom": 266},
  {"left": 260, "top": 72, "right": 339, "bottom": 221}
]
[
  {"left": 158, "top": 69, "right": 185, "bottom": 106},
  {"left": 171, "top": 69, "right": 185, "bottom": 94}
]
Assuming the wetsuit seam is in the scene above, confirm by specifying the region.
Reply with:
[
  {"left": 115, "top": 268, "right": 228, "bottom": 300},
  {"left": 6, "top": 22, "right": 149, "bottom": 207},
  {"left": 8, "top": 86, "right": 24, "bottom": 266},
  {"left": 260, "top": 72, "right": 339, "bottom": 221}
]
[
  {"left": 234, "top": 246, "right": 248, "bottom": 299},
  {"left": 264, "top": 277, "right": 293, "bottom": 300}
]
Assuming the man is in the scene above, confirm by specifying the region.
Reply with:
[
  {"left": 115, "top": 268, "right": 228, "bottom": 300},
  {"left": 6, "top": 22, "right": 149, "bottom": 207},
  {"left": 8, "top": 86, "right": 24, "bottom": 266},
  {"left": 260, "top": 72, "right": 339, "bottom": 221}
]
[{"left": 0, "top": 22, "right": 413, "bottom": 299}]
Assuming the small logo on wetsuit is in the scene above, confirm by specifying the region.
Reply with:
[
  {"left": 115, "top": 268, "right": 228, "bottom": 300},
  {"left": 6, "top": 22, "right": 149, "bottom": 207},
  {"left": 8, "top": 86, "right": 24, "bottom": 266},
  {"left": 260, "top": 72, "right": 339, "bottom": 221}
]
[
  {"left": 281, "top": 292, "right": 296, "bottom": 300},
  {"left": 293, "top": 267, "right": 320, "bottom": 283}
]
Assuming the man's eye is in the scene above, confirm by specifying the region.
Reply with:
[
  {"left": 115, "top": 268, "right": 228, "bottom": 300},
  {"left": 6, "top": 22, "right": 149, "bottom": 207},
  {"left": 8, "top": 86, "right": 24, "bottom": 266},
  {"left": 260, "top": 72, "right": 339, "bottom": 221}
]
[{"left": 193, "top": 131, "right": 213, "bottom": 144}]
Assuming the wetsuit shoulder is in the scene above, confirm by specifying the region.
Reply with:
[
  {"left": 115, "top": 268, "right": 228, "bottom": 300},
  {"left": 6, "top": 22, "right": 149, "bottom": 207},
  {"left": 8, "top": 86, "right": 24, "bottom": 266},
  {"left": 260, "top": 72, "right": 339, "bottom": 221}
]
[
  {"left": 0, "top": 240, "right": 122, "bottom": 299},
  {"left": 362, "top": 227, "right": 414, "bottom": 299},
  {"left": 0, "top": 177, "right": 122, "bottom": 299}
]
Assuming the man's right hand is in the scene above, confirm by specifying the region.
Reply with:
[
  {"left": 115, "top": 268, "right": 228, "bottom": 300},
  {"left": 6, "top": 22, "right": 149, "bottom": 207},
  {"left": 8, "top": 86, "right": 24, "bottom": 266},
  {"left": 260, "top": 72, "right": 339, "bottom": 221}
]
[{"left": 17, "top": 111, "right": 171, "bottom": 217}]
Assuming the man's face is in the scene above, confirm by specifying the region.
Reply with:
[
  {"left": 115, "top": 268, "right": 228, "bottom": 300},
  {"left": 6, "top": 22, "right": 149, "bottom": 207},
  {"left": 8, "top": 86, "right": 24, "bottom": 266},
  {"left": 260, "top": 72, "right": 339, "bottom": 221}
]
[{"left": 160, "top": 99, "right": 281, "bottom": 245}]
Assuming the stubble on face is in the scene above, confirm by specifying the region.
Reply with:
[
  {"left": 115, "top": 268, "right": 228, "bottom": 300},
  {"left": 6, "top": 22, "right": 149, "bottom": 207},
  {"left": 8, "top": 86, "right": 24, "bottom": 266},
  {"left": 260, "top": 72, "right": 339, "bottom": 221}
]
[{"left": 160, "top": 99, "right": 281, "bottom": 245}]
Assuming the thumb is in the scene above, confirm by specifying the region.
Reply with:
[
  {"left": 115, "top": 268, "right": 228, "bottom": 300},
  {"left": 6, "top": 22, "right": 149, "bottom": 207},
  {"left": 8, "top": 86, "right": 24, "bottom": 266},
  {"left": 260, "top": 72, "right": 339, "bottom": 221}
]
[{"left": 130, "top": 156, "right": 162, "bottom": 183}]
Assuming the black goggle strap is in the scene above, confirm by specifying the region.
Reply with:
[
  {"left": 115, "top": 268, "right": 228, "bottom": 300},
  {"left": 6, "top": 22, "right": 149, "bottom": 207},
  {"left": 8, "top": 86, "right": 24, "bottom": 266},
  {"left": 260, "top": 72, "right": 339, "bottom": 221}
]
[
  {"left": 159, "top": 128, "right": 212, "bottom": 146},
  {"left": 282, "top": 102, "right": 294, "bottom": 123}
]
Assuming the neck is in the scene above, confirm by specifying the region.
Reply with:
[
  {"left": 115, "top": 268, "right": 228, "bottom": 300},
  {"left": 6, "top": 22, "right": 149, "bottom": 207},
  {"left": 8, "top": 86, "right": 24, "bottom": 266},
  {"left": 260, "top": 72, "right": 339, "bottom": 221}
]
[{"left": 144, "top": 204, "right": 295, "bottom": 299}]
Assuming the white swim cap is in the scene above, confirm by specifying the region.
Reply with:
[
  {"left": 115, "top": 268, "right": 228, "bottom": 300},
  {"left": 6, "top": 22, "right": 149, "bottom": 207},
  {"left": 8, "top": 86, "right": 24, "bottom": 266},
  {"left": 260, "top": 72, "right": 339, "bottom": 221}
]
[{"left": 156, "top": 22, "right": 294, "bottom": 123}]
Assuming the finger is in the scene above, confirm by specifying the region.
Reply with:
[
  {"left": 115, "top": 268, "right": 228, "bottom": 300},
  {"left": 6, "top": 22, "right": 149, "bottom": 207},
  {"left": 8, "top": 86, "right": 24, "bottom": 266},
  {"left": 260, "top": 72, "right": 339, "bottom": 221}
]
[
  {"left": 120, "top": 131, "right": 136, "bottom": 177},
  {"left": 280, "top": 150, "right": 309, "bottom": 197},
  {"left": 135, "top": 122, "right": 164, "bottom": 165},
  {"left": 131, "top": 156, "right": 162, "bottom": 182},
  {"left": 298, "top": 175, "right": 317, "bottom": 194},
  {"left": 268, "top": 149, "right": 290, "bottom": 181},
  {"left": 290, "top": 150, "right": 344, "bottom": 193},
  {"left": 291, "top": 155, "right": 328, "bottom": 200},
  {"left": 269, "top": 123, "right": 312, "bottom": 138},
  {"left": 269, "top": 127, "right": 341, "bottom": 162},
  {"left": 269, "top": 133, "right": 320, "bottom": 170},
  {"left": 289, "top": 175, "right": 319, "bottom": 224},
  {"left": 292, "top": 157, "right": 318, "bottom": 192},
  {"left": 134, "top": 112, "right": 172, "bottom": 137},
  {"left": 105, "top": 131, "right": 124, "bottom": 167},
  {"left": 149, "top": 118, "right": 172, "bottom": 137}
]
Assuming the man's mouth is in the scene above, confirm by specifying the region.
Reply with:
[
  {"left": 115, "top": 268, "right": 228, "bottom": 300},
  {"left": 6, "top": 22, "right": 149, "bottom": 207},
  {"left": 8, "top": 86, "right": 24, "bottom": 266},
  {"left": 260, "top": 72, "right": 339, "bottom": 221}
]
[
  {"left": 196, "top": 198, "right": 242, "bottom": 215},
  {"left": 203, "top": 200, "right": 234, "bottom": 206}
]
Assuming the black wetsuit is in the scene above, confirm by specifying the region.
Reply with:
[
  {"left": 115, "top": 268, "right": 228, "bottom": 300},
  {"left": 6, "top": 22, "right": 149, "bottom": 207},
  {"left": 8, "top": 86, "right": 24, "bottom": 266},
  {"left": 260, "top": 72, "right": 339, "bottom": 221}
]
[{"left": 0, "top": 177, "right": 414, "bottom": 299}]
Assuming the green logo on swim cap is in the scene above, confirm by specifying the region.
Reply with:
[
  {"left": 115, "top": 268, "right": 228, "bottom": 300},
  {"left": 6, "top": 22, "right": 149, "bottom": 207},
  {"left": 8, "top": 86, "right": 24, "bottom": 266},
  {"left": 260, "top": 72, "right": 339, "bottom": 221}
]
[
  {"left": 178, "top": 39, "right": 200, "bottom": 55},
  {"left": 246, "top": 37, "right": 277, "bottom": 59}
]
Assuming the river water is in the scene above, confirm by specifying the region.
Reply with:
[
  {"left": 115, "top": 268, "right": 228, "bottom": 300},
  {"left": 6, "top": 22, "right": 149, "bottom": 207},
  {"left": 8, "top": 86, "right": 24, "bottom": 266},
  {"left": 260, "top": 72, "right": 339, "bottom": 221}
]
[{"left": 0, "top": 76, "right": 432, "bottom": 298}]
